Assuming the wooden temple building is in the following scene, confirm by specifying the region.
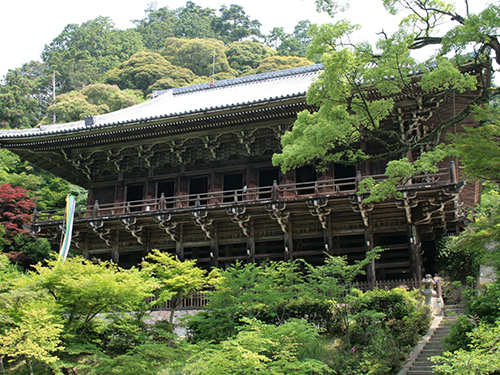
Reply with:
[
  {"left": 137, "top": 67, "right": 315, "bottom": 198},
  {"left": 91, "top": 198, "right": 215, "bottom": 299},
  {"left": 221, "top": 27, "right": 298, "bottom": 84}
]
[{"left": 0, "top": 64, "right": 484, "bottom": 283}]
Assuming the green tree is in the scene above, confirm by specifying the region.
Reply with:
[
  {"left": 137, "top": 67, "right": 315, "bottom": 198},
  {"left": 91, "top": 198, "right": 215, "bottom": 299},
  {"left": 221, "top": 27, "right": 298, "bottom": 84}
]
[
  {"left": 106, "top": 51, "right": 197, "bottom": 95},
  {"left": 43, "top": 83, "right": 142, "bottom": 124},
  {"left": 172, "top": 1, "right": 217, "bottom": 39},
  {"left": 432, "top": 320, "right": 500, "bottom": 375},
  {"left": 141, "top": 249, "right": 213, "bottom": 324},
  {"left": 133, "top": 4, "right": 176, "bottom": 51},
  {"left": 272, "top": 0, "right": 498, "bottom": 200},
  {"left": 0, "top": 255, "right": 63, "bottom": 374},
  {"left": 251, "top": 55, "right": 314, "bottom": 75},
  {"left": 212, "top": 4, "right": 261, "bottom": 43},
  {"left": 0, "top": 63, "right": 48, "bottom": 129},
  {"left": 266, "top": 20, "right": 314, "bottom": 58},
  {"left": 182, "top": 319, "right": 331, "bottom": 375},
  {"left": 43, "top": 16, "right": 145, "bottom": 92},
  {"left": 29, "top": 257, "right": 155, "bottom": 338},
  {"left": 44, "top": 48, "right": 99, "bottom": 93},
  {"left": 187, "top": 258, "right": 340, "bottom": 342},
  {"left": 226, "top": 41, "right": 275, "bottom": 76},
  {"left": 305, "top": 248, "right": 383, "bottom": 344},
  {"left": 453, "top": 104, "right": 500, "bottom": 186},
  {"left": 161, "top": 37, "right": 236, "bottom": 78},
  {"left": 45, "top": 90, "right": 109, "bottom": 123}
]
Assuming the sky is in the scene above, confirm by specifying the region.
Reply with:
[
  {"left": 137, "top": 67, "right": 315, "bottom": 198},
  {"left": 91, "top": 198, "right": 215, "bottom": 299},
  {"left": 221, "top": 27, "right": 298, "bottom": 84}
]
[{"left": 0, "top": 0, "right": 492, "bottom": 79}]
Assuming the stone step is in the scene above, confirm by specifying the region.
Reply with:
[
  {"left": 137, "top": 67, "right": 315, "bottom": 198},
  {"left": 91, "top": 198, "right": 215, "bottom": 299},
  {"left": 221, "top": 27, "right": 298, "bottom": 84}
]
[{"left": 400, "top": 306, "right": 465, "bottom": 375}]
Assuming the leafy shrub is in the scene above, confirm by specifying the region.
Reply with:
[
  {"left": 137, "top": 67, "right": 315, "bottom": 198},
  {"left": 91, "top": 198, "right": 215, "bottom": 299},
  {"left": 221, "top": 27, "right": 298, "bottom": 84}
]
[
  {"left": 467, "top": 280, "right": 500, "bottom": 324},
  {"left": 182, "top": 319, "right": 332, "bottom": 375},
  {"left": 436, "top": 236, "right": 483, "bottom": 283},
  {"left": 443, "top": 315, "right": 475, "bottom": 352}
]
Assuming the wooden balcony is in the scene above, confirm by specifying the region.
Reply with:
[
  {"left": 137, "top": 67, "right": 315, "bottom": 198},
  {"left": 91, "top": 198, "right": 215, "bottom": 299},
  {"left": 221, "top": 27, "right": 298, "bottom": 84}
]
[{"left": 33, "top": 166, "right": 456, "bottom": 225}]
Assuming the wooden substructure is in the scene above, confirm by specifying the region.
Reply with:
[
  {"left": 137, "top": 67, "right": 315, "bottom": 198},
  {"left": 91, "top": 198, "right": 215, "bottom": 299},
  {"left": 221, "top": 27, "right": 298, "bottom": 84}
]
[{"left": 33, "top": 164, "right": 463, "bottom": 283}]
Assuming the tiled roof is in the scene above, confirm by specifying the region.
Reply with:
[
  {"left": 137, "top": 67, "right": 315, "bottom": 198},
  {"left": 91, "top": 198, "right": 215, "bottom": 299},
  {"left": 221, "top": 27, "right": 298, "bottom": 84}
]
[{"left": 0, "top": 64, "right": 323, "bottom": 140}]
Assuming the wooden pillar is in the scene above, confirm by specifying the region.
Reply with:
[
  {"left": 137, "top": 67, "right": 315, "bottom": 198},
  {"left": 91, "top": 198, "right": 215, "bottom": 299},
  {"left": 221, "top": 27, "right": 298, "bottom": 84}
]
[
  {"left": 280, "top": 169, "right": 295, "bottom": 197},
  {"left": 177, "top": 176, "right": 189, "bottom": 207},
  {"left": 317, "top": 164, "right": 334, "bottom": 193},
  {"left": 143, "top": 228, "right": 150, "bottom": 258},
  {"left": 284, "top": 217, "right": 293, "bottom": 261},
  {"left": 323, "top": 229, "right": 333, "bottom": 256},
  {"left": 247, "top": 219, "right": 255, "bottom": 263},
  {"left": 176, "top": 224, "right": 184, "bottom": 261},
  {"left": 112, "top": 230, "right": 119, "bottom": 264},
  {"left": 83, "top": 233, "right": 90, "bottom": 259},
  {"left": 365, "top": 216, "right": 376, "bottom": 287},
  {"left": 211, "top": 172, "right": 223, "bottom": 205},
  {"left": 323, "top": 214, "right": 333, "bottom": 255},
  {"left": 210, "top": 223, "right": 219, "bottom": 268},
  {"left": 409, "top": 224, "right": 423, "bottom": 281},
  {"left": 245, "top": 168, "right": 259, "bottom": 201},
  {"left": 115, "top": 185, "right": 126, "bottom": 214}
]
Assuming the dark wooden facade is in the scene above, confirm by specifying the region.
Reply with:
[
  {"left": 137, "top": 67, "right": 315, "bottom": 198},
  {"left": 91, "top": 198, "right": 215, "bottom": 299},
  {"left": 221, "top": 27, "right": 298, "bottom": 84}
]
[{"left": 0, "top": 64, "right": 485, "bottom": 283}]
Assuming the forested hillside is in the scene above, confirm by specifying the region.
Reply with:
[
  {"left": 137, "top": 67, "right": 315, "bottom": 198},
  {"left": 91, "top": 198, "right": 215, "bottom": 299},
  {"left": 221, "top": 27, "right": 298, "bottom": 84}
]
[{"left": 0, "top": 1, "right": 315, "bottom": 129}]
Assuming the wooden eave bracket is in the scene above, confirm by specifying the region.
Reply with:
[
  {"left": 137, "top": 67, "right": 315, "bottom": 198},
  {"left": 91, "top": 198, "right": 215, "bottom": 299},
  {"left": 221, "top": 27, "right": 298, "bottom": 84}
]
[
  {"left": 202, "top": 134, "right": 223, "bottom": 160},
  {"left": 61, "top": 149, "right": 94, "bottom": 181},
  {"left": 226, "top": 205, "right": 251, "bottom": 237},
  {"left": 87, "top": 220, "right": 112, "bottom": 247},
  {"left": 350, "top": 194, "right": 373, "bottom": 228},
  {"left": 153, "top": 213, "right": 178, "bottom": 242},
  {"left": 189, "top": 209, "right": 214, "bottom": 239},
  {"left": 266, "top": 201, "right": 290, "bottom": 234},
  {"left": 236, "top": 129, "right": 257, "bottom": 156},
  {"left": 396, "top": 190, "right": 418, "bottom": 224},
  {"left": 306, "top": 197, "right": 331, "bottom": 230},
  {"left": 120, "top": 217, "right": 144, "bottom": 245},
  {"left": 167, "top": 139, "right": 189, "bottom": 165}
]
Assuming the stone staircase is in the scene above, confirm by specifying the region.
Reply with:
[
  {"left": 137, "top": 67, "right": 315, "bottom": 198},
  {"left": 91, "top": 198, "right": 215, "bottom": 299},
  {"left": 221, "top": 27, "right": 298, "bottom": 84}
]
[{"left": 398, "top": 304, "right": 465, "bottom": 375}]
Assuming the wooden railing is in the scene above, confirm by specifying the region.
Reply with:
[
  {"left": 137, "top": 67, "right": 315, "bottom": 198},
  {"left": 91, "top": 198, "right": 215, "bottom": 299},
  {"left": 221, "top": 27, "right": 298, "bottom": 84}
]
[
  {"left": 145, "top": 292, "right": 208, "bottom": 311},
  {"left": 145, "top": 278, "right": 422, "bottom": 311},
  {"left": 32, "top": 166, "right": 455, "bottom": 224}
]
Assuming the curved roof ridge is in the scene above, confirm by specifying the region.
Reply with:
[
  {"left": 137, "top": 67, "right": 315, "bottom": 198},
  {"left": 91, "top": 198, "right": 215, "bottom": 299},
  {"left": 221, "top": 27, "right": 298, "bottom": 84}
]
[{"left": 151, "top": 63, "right": 323, "bottom": 98}]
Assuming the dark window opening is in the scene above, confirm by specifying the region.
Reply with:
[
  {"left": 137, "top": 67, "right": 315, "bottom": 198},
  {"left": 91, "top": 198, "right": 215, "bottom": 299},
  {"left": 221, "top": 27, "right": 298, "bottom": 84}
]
[
  {"left": 119, "top": 251, "right": 143, "bottom": 269},
  {"left": 223, "top": 173, "right": 243, "bottom": 202},
  {"left": 334, "top": 164, "right": 356, "bottom": 191},
  {"left": 370, "top": 159, "right": 388, "bottom": 176},
  {"left": 259, "top": 169, "right": 279, "bottom": 199},
  {"left": 93, "top": 187, "right": 115, "bottom": 205},
  {"left": 296, "top": 165, "right": 316, "bottom": 195},
  {"left": 126, "top": 185, "right": 143, "bottom": 211},
  {"left": 158, "top": 181, "right": 175, "bottom": 208},
  {"left": 190, "top": 177, "right": 208, "bottom": 206}
]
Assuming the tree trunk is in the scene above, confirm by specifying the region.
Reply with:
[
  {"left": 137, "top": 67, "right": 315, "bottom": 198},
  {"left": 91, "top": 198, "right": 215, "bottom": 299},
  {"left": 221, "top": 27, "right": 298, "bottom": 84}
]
[
  {"left": 26, "top": 357, "right": 34, "bottom": 375},
  {"left": 0, "top": 356, "right": 4, "bottom": 373}
]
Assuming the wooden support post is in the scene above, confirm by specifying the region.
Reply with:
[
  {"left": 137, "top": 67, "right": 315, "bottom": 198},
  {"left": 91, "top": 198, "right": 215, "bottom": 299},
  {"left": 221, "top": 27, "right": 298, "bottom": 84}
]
[
  {"left": 143, "top": 228, "right": 150, "bottom": 258},
  {"left": 331, "top": 236, "right": 341, "bottom": 256},
  {"left": 323, "top": 229, "right": 333, "bottom": 255},
  {"left": 83, "top": 233, "right": 90, "bottom": 260},
  {"left": 210, "top": 238, "right": 219, "bottom": 268},
  {"left": 112, "top": 230, "right": 119, "bottom": 264},
  {"left": 247, "top": 219, "right": 255, "bottom": 263},
  {"left": 210, "top": 223, "right": 219, "bottom": 268},
  {"left": 284, "top": 217, "right": 293, "bottom": 261},
  {"left": 409, "top": 224, "right": 423, "bottom": 281},
  {"left": 176, "top": 224, "right": 184, "bottom": 261},
  {"left": 365, "top": 218, "right": 376, "bottom": 287},
  {"left": 450, "top": 160, "right": 457, "bottom": 184}
]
